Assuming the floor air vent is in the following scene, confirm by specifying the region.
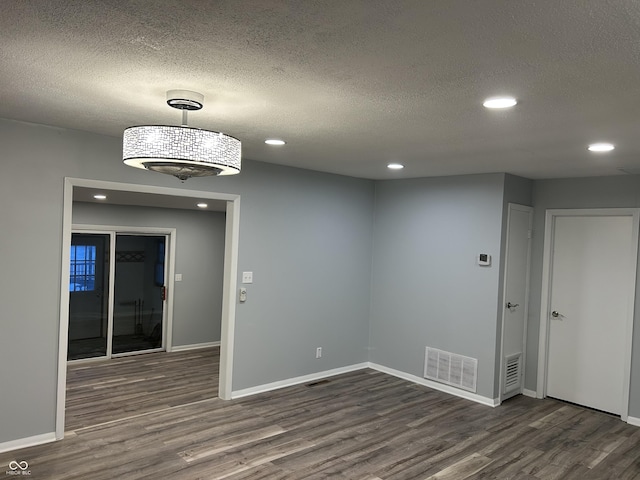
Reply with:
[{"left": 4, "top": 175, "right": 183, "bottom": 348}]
[
  {"left": 306, "top": 379, "right": 331, "bottom": 387},
  {"left": 424, "top": 347, "right": 477, "bottom": 392}
]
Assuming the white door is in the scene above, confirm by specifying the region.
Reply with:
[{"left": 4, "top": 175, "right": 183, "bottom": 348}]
[
  {"left": 500, "top": 204, "right": 533, "bottom": 400},
  {"left": 546, "top": 214, "right": 637, "bottom": 415}
]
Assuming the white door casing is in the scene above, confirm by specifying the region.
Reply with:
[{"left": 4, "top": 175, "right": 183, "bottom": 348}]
[
  {"left": 58, "top": 178, "right": 240, "bottom": 440},
  {"left": 538, "top": 209, "right": 639, "bottom": 419},
  {"left": 500, "top": 204, "right": 533, "bottom": 401}
]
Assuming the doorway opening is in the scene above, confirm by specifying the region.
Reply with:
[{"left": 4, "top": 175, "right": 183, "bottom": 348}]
[{"left": 57, "top": 178, "right": 240, "bottom": 440}]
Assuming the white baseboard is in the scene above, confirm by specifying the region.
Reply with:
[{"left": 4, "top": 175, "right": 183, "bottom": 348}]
[
  {"left": 171, "top": 341, "right": 220, "bottom": 352},
  {"left": 522, "top": 388, "right": 537, "bottom": 398},
  {"left": 368, "top": 362, "right": 500, "bottom": 407},
  {"left": 232, "top": 361, "right": 498, "bottom": 408},
  {"left": 232, "top": 363, "right": 369, "bottom": 399},
  {"left": 627, "top": 416, "right": 640, "bottom": 427},
  {"left": 0, "top": 432, "right": 56, "bottom": 454}
]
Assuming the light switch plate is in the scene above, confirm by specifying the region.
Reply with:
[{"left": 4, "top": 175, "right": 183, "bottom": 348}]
[
  {"left": 175, "top": 273, "right": 183, "bottom": 281},
  {"left": 242, "top": 271, "right": 253, "bottom": 284}
]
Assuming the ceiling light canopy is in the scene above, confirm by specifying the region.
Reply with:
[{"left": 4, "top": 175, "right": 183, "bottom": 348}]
[
  {"left": 387, "top": 163, "right": 404, "bottom": 170},
  {"left": 93, "top": 194, "right": 107, "bottom": 200},
  {"left": 265, "top": 139, "right": 286, "bottom": 145},
  {"left": 123, "top": 90, "right": 241, "bottom": 182},
  {"left": 588, "top": 142, "right": 615, "bottom": 152},
  {"left": 483, "top": 96, "right": 517, "bottom": 109}
]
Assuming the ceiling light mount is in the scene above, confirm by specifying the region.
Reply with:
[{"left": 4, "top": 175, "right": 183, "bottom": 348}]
[
  {"left": 166, "top": 90, "right": 204, "bottom": 111},
  {"left": 123, "top": 90, "right": 241, "bottom": 182}
]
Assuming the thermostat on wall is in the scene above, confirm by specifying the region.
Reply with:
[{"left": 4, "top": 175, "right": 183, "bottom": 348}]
[{"left": 477, "top": 254, "right": 491, "bottom": 266}]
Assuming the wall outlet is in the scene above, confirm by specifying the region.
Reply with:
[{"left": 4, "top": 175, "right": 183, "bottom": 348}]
[
  {"left": 477, "top": 253, "right": 491, "bottom": 266},
  {"left": 316, "top": 347, "right": 322, "bottom": 358}
]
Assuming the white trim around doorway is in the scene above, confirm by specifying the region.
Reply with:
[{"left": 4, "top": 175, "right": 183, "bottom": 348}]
[
  {"left": 536, "top": 208, "right": 639, "bottom": 421},
  {"left": 58, "top": 178, "right": 240, "bottom": 440}
]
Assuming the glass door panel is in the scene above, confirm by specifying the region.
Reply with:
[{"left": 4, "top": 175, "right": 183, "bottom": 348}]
[
  {"left": 112, "top": 235, "right": 165, "bottom": 355},
  {"left": 68, "top": 233, "right": 110, "bottom": 360}
]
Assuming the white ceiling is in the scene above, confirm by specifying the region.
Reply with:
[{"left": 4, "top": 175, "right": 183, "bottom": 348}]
[
  {"left": 3, "top": 1, "right": 640, "bottom": 180},
  {"left": 73, "top": 187, "right": 227, "bottom": 212}
]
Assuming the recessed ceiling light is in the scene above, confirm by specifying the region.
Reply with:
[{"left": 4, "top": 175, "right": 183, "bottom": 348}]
[
  {"left": 387, "top": 163, "right": 404, "bottom": 170},
  {"left": 93, "top": 194, "right": 107, "bottom": 200},
  {"left": 588, "top": 142, "right": 615, "bottom": 152},
  {"left": 265, "top": 139, "right": 286, "bottom": 145},
  {"left": 483, "top": 97, "right": 517, "bottom": 109},
  {"left": 196, "top": 203, "right": 208, "bottom": 208}
]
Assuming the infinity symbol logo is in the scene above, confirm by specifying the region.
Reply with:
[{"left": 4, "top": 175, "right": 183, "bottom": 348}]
[{"left": 8, "top": 461, "right": 29, "bottom": 471}]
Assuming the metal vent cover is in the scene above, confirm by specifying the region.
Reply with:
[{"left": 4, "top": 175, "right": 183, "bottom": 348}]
[
  {"left": 503, "top": 353, "right": 522, "bottom": 395},
  {"left": 424, "top": 347, "right": 477, "bottom": 393}
]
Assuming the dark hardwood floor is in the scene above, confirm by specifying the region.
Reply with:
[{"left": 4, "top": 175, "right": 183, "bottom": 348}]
[
  {"left": 2, "top": 347, "right": 640, "bottom": 479},
  {"left": 65, "top": 348, "right": 219, "bottom": 430}
]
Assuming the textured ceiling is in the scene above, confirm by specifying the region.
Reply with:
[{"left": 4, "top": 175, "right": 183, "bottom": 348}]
[{"left": 2, "top": 0, "right": 640, "bottom": 180}]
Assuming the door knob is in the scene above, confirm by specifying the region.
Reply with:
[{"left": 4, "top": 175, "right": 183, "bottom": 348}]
[
  {"left": 551, "top": 310, "right": 560, "bottom": 318},
  {"left": 506, "top": 302, "right": 519, "bottom": 309}
]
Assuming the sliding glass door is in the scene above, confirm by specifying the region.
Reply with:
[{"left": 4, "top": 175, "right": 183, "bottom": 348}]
[
  {"left": 68, "top": 233, "right": 110, "bottom": 360},
  {"left": 112, "top": 235, "right": 165, "bottom": 355},
  {"left": 68, "top": 231, "right": 167, "bottom": 360}
]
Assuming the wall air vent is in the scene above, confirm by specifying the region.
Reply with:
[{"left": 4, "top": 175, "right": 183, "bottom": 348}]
[
  {"left": 424, "top": 347, "right": 477, "bottom": 392},
  {"left": 503, "top": 353, "right": 522, "bottom": 395}
]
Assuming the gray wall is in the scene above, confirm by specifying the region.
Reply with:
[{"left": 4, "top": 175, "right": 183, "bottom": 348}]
[
  {"left": 72, "top": 202, "right": 226, "bottom": 347},
  {"left": 6, "top": 113, "right": 638, "bottom": 447},
  {"left": 527, "top": 176, "right": 640, "bottom": 417},
  {"left": 0, "top": 118, "right": 375, "bottom": 444},
  {"left": 231, "top": 161, "right": 375, "bottom": 389},
  {"left": 368, "top": 174, "right": 506, "bottom": 399}
]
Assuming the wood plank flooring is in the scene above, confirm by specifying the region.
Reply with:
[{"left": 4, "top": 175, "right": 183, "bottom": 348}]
[
  {"left": 65, "top": 348, "right": 219, "bottom": 430},
  {"left": 2, "top": 348, "right": 640, "bottom": 479}
]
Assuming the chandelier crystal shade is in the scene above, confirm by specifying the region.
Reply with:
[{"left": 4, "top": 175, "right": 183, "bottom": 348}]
[{"left": 122, "top": 90, "right": 241, "bottom": 181}]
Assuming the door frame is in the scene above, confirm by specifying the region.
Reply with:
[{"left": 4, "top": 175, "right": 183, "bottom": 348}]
[
  {"left": 499, "top": 203, "right": 533, "bottom": 401},
  {"left": 69, "top": 227, "right": 175, "bottom": 360},
  {"left": 58, "top": 177, "right": 240, "bottom": 439},
  {"left": 537, "top": 208, "right": 639, "bottom": 420}
]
